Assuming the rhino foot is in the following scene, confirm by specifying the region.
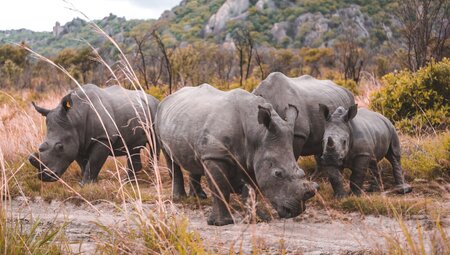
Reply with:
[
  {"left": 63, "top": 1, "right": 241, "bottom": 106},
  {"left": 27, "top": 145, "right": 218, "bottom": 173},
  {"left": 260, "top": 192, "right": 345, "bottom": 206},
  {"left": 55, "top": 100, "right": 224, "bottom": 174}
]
[
  {"left": 334, "top": 191, "right": 348, "bottom": 199},
  {"left": 207, "top": 215, "right": 234, "bottom": 226},
  {"left": 173, "top": 192, "right": 188, "bottom": 201},
  {"left": 189, "top": 189, "right": 207, "bottom": 199},
  {"left": 394, "top": 184, "right": 412, "bottom": 194}
]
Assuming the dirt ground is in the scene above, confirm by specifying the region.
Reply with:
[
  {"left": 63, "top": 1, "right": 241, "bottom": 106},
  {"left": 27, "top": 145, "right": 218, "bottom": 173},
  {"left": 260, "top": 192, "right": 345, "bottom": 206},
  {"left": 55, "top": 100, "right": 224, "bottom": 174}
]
[{"left": 7, "top": 195, "right": 450, "bottom": 255}]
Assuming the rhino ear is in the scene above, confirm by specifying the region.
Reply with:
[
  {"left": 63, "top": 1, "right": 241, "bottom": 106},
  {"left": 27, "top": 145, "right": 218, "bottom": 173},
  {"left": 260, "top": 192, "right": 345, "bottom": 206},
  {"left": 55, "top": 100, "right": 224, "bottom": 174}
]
[
  {"left": 319, "top": 104, "right": 330, "bottom": 121},
  {"left": 344, "top": 104, "right": 358, "bottom": 122},
  {"left": 61, "top": 94, "right": 73, "bottom": 112},
  {"left": 285, "top": 104, "right": 298, "bottom": 128},
  {"left": 257, "top": 103, "right": 272, "bottom": 129},
  {"left": 32, "top": 102, "right": 50, "bottom": 117}
]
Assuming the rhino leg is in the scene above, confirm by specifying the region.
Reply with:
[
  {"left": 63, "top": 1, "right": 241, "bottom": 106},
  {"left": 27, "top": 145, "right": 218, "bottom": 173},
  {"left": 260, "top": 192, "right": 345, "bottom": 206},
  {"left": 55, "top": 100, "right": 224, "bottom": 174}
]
[
  {"left": 350, "top": 156, "right": 370, "bottom": 196},
  {"left": 325, "top": 165, "right": 346, "bottom": 198},
  {"left": 162, "top": 150, "right": 187, "bottom": 199},
  {"left": 126, "top": 150, "right": 142, "bottom": 181},
  {"left": 367, "top": 159, "right": 382, "bottom": 192},
  {"left": 188, "top": 174, "right": 207, "bottom": 199},
  {"left": 386, "top": 152, "right": 412, "bottom": 194},
  {"left": 80, "top": 144, "right": 110, "bottom": 185},
  {"left": 76, "top": 157, "right": 88, "bottom": 177},
  {"left": 203, "top": 159, "right": 233, "bottom": 226}
]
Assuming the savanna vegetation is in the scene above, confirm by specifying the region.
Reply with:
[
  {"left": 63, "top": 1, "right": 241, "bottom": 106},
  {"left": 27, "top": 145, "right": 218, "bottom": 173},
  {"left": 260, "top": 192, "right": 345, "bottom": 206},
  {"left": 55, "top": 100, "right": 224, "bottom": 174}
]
[{"left": 0, "top": 0, "right": 449, "bottom": 253}]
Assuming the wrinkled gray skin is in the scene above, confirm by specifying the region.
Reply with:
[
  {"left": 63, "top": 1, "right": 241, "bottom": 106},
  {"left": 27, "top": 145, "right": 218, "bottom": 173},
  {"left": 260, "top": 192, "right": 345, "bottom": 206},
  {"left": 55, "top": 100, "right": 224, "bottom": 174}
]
[
  {"left": 29, "top": 84, "right": 159, "bottom": 185},
  {"left": 319, "top": 105, "right": 413, "bottom": 198},
  {"left": 156, "top": 84, "right": 318, "bottom": 226},
  {"left": 252, "top": 72, "right": 355, "bottom": 159}
]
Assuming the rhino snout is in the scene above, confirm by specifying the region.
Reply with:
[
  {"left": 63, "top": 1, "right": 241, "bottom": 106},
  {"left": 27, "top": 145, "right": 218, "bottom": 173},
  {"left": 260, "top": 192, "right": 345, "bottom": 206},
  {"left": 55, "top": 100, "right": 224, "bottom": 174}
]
[{"left": 28, "top": 152, "right": 59, "bottom": 182}]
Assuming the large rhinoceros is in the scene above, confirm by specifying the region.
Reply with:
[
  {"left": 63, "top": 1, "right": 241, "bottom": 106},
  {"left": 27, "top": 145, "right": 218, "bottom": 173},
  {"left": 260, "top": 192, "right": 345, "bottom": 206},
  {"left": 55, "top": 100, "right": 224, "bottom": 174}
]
[
  {"left": 253, "top": 72, "right": 355, "bottom": 159},
  {"left": 29, "top": 84, "right": 159, "bottom": 185},
  {"left": 318, "top": 105, "right": 413, "bottom": 197},
  {"left": 156, "top": 84, "right": 318, "bottom": 226}
]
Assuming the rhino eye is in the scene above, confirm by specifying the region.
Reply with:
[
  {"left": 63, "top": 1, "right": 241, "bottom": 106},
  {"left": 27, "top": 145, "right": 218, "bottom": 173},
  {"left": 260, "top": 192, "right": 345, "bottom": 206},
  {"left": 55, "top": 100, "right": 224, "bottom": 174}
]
[
  {"left": 55, "top": 143, "right": 63, "bottom": 152},
  {"left": 343, "top": 140, "right": 347, "bottom": 147},
  {"left": 273, "top": 169, "right": 283, "bottom": 178}
]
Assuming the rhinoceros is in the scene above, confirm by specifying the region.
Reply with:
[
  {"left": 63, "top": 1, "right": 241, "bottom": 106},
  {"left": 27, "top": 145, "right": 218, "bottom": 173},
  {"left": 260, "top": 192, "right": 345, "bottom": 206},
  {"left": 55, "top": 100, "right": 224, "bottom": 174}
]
[
  {"left": 156, "top": 84, "right": 318, "bottom": 226},
  {"left": 253, "top": 73, "right": 355, "bottom": 159},
  {"left": 318, "top": 105, "right": 413, "bottom": 197},
  {"left": 29, "top": 84, "right": 159, "bottom": 185}
]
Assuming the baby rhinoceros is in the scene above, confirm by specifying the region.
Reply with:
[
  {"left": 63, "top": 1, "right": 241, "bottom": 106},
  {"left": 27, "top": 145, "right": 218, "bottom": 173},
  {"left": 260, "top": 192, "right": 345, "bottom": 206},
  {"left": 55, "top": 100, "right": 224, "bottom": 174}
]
[
  {"left": 318, "top": 104, "right": 412, "bottom": 198},
  {"left": 29, "top": 84, "right": 159, "bottom": 185}
]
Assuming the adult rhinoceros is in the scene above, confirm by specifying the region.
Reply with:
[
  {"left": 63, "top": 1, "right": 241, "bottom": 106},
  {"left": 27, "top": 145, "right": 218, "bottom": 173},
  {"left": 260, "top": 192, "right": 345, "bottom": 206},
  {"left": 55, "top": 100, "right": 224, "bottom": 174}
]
[
  {"left": 156, "top": 84, "right": 318, "bottom": 226},
  {"left": 253, "top": 72, "right": 355, "bottom": 159},
  {"left": 29, "top": 84, "right": 159, "bottom": 185}
]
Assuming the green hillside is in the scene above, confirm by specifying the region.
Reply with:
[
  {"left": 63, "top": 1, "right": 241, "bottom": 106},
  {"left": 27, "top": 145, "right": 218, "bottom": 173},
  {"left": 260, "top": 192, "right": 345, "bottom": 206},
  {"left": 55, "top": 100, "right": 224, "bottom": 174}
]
[{"left": 0, "top": 0, "right": 400, "bottom": 55}]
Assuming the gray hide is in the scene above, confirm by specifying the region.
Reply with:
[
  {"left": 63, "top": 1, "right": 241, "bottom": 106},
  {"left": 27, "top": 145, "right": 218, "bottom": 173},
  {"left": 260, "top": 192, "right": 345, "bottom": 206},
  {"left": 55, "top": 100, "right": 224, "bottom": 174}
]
[
  {"left": 29, "top": 84, "right": 159, "bottom": 184},
  {"left": 319, "top": 105, "right": 413, "bottom": 197},
  {"left": 253, "top": 72, "right": 355, "bottom": 158},
  {"left": 156, "top": 84, "right": 318, "bottom": 226}
]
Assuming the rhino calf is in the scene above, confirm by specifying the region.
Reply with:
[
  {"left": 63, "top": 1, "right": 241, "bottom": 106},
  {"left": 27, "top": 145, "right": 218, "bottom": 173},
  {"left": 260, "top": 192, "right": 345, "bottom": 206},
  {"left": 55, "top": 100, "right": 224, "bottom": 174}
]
[
  {"left": 29, "top": 85, "right": 159, "bottom": 185},
  {"left": 318, "top": 104, "right": 412, "bottom": 198},
  {"left": 156, "top": 84, "right": 318, "bottom": 226}
]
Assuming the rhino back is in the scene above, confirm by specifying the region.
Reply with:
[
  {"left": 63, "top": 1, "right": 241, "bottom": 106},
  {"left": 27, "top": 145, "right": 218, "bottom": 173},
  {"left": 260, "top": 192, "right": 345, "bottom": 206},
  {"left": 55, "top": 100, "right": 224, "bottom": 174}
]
[
  {"left": 349, "top": 109, "right": 395, "bottom": 161},
  {"left": 71, "top": 85, "right": 157, "bottom": 153},
  {"left": 253, "top": 72, "right": 354, "bottom": 156},
  {"left": 157, "top": 84, "right": 263, "bottom": 175}
]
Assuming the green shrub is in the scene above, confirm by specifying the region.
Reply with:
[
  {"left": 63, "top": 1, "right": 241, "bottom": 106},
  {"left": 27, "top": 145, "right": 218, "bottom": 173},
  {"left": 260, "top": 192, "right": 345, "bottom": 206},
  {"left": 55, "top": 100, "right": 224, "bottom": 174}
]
[
  {"left": 370, "top": 58, "right": 450, "bottom": 134},
  {"left": 334, "top": 79, "right": 359, "bottom": 95}
]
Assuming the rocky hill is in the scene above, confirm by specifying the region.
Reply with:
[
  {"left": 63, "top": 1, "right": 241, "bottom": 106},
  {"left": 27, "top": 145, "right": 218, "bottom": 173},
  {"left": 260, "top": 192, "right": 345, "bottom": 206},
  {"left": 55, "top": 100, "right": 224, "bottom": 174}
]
[{"left": 0, "top": 0, "right": 400, "bottom": 55}]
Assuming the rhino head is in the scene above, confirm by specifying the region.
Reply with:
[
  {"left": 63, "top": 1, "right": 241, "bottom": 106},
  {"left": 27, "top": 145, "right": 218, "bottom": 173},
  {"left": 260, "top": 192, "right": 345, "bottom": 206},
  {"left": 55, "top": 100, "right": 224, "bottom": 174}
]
[
  {"left": 254, "top": 103, "right": 319, "bottom": 219},
  {"left": 29, "top": 94, "right": 80, "bottom": 182},
  {"left": 319, "top": 104, "right": 358, "bottom": 166}
]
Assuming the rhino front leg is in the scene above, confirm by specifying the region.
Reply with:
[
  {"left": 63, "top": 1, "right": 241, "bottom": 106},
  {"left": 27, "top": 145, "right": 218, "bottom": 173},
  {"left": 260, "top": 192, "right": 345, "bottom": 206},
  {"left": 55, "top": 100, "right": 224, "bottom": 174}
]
[
  {"left": 188, "top": 174, "right": 207, "bottom": 199},
  {"left": 81, "top": 144, "right": 110, "bottom": 185},
  {"left": 76, "top": 157, "right": 88, "bottom": 177},
  {"left": 162, "top": 150, "right": 187, "bottom": 199},
  {"left": 324, "top": 165, "right": 346, "bottom": 198},
  {"left": 203, "top": 159, "right": 233, "bottom": 226},
  {"left": 350, "top": 156, "right": 370, "bottom": 196},
  {"left": 126, "top": 150, "right": 142, "bottom": 181}
]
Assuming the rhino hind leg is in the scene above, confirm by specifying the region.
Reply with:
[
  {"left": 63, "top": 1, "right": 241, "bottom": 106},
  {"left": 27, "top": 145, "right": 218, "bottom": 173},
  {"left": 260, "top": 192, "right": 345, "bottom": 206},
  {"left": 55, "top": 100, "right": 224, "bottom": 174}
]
[
  {"left": 188, "top": 174, "right": 207, "bottom": 199},
  {"left": 386, "top": 151, "right": 412, "bottom": 194},
  {"left": 162, "top": 150, "right": 187, "bottom": 200},
  {"left": 350, "top": 156, "right": 370, "bottom": 196},
  {"left": 367, "top": 160, "right": 383, "bottom": 192},
  {"left": 125, "top": 150, "right": 143, "bottom": 182},
  {"left": 203, "top": 159, "right": 234, "bottom": 226}
]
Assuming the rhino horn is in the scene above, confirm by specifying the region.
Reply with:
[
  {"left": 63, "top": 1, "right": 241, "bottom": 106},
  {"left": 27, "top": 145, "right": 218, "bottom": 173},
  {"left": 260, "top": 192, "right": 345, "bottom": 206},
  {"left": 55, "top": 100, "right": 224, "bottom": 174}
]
[{"left": 32, "top": 102, "right": 50, "bottom": 117}]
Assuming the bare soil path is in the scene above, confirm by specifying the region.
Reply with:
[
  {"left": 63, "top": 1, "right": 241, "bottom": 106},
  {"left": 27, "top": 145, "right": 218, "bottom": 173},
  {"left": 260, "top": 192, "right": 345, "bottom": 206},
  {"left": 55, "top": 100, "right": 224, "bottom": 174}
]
[{"left": 7, "top": 196, "right": 450, "bottom": 254}]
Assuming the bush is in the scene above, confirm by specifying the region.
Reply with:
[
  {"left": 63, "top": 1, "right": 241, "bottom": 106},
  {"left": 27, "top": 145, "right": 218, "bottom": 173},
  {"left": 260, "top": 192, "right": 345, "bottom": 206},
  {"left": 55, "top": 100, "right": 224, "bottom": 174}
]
[{"left": 370, "top": 58, "right": 450, "bottom": 134}]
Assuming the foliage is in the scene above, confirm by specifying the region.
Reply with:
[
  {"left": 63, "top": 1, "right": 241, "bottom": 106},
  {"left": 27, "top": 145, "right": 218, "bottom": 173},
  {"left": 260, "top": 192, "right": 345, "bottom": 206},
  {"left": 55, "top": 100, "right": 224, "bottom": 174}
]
[
  {"left": 400, "top": 132, "right": 450, "bottom": 180},
  {"left": 0, "top": 211, "right": 68, "bottom": 254},
  {"left": 370, "top": 58, "right": 450, "bottom": 134}
]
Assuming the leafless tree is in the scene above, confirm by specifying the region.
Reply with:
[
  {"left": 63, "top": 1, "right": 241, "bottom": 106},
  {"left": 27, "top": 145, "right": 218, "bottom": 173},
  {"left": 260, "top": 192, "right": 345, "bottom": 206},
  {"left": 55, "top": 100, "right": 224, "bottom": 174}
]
[
  {"left": 397, "top": 0, "right": 449, "bottom": 71},
  {"left": 152, "top": 31, "right": 173, "bottom": 94},
  {"left": 334, "top": 30, "right": 365, "bottom": 84}
]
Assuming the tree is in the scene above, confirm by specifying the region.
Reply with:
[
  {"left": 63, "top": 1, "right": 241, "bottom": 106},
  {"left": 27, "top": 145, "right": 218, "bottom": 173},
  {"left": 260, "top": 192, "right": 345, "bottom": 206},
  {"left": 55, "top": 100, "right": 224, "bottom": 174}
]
[
  {"left": 232, "top": 27, "right": 254, "bottom": 87},
  {"left": 334, "top": 31, "right": 366, "bottom": 84},
  {"left": 396, "top": 0, "right": 450, "bottom": 71},
  {"left": 152, "top": 31, "right": 174, "bottom": 94}
]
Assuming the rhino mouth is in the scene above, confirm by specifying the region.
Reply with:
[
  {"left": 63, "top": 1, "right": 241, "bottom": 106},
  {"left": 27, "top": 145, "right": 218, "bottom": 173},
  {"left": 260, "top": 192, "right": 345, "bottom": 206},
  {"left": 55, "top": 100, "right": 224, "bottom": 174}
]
[
  {"left": 29, "top": 153, "right": 60, "bottom": 182},
  {"left": 276, "top": 200, "right": 305, "bottom": 218}
]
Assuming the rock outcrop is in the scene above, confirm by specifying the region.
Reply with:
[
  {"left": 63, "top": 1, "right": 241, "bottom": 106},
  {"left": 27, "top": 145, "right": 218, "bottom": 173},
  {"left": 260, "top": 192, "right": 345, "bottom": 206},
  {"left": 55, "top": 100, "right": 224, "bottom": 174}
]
[{"left": 205, "top": 0, "right": 250, "bottom": 35}]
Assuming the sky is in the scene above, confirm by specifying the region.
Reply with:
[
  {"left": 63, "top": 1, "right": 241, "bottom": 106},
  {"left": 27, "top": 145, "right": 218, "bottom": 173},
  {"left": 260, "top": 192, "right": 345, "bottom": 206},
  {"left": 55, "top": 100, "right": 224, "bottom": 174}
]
[{"left": 0, "top": 0, "right": 181, "bottom": 32}]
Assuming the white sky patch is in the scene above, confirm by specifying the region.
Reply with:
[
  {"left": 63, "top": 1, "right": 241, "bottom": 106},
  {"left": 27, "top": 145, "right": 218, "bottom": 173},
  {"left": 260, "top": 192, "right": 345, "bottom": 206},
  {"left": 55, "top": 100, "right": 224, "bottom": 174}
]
[{"left": 0, "top": 0, "right": 181, "bottom": 32}]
